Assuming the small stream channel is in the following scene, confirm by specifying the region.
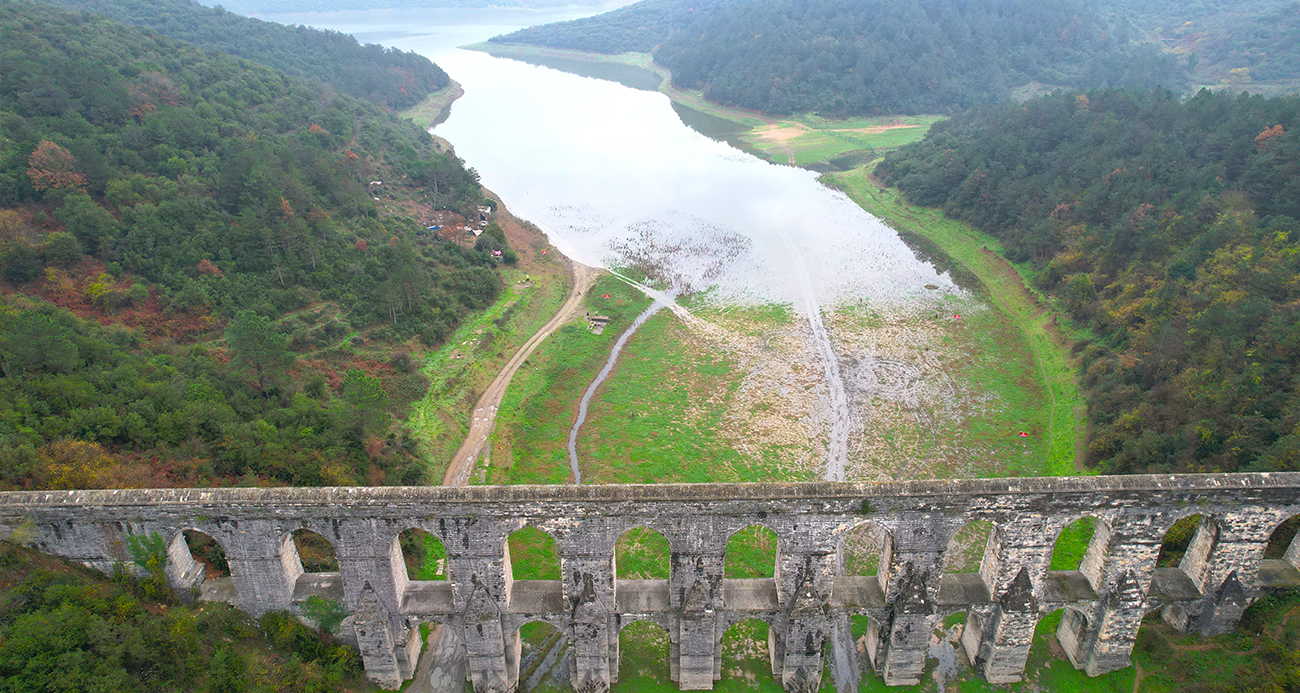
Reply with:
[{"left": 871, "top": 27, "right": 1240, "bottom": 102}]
[{"left": 568, "top": 297, "right": 671, "bottom": 483}]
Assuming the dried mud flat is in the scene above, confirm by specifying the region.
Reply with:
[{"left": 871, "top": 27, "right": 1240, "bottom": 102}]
[
  {"left": 673, "top": 292, "right": 1021, "bottom": 484},
  {"left": 829, "top": 300, "right": 1010, "bottom": 481}
]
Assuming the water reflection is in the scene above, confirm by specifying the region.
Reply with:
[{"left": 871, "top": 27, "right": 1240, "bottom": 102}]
[{"left": 257, "top": 9, "right": 960, "bottom": 308}]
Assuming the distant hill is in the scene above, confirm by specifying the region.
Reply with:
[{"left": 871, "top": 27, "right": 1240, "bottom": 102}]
[
  {"left": 492, "top": 0, "right": 1188, "bottom": 116},
  {"left": 1103, "top": 0, "right": 1300, "bottom": 94},
  {"left": 0, "top": 0, "right": 508, "bottom": 490},
  {"left": 44, "top": 0, "right": 449, "bottom": 111},
  {"left": 877, "top": 88, "right": 1300, "bottom": 474},
  {"left": 210, "top": 0, "right": 626, "bottom": 15}
]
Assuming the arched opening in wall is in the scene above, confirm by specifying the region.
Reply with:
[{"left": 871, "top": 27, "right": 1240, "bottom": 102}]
[
  {"left": 1050, "top": 517, "right": 1097, "bottom": 571},
  {"left": 942, "top": 520, "right": 991, "bottom": 575},
  {"left": 720, "top": 618, "right": 777, "bottom": 686},
  {"left": 615, "top": 527, "right": 670, "bottom": 580},
  {"left": 183, "top": 529, "right": 230, "bottom": 579},
  {"left": 508, "top": 526, "right": 560, "bottom": 581},
  {"left": 399, "top": 528, "right": 448, "bottom": 581},
  {"left": 1032, "top": 609, "right": 1090, "bottom": 671},
  {"left": 1264, "top": 514, "right": 1300, "bottom": 563},
  {"left": 614, "top": 620, "right": 671, "bottom": 692},
  {"left": 840, "top": 521, "right": 888, "bottom": 576},
  {"left": 850, "top": 614, "right": 887, "bottom": 671},
  {"left": 292, "top": 529, "right": 339, "bottom": 573},
  {"left": 514, "top": 620, "right": 563, "bottom": 692},
  {"left": 1157, "top": 514, "right": 1204, "bottom": 568},
  {"left": 725, "top": 525, "right": 778, "bottom": 579}
]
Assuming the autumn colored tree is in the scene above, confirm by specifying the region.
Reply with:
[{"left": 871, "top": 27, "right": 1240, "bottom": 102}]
[{"left": 26, "top": 141, "right": 87, "bottom": 192}]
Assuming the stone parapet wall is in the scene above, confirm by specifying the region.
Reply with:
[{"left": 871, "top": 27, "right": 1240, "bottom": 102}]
[{"left": 1, "top": 473, "right": 1298, "bottom": 692}]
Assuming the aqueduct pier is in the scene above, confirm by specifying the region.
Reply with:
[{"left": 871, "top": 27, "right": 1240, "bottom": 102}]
[{"left": 3, "top": 473, "right": 1300, "bottom": 692}]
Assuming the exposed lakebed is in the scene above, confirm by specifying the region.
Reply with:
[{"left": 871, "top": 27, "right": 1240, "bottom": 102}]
[{"left": 257, "top": 7, "right": 1045, "bottom": 484}]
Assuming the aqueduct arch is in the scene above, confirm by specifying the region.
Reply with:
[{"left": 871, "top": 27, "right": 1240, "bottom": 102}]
[{"left": 2, "top": 474, "right": 1299, "bottom": 692}]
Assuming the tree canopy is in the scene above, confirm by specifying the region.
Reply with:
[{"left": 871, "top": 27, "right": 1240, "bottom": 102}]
[
  {"left": 493, "top": 0, "right": 1187, "bottom": 116},
  {"left": 877, "top": 88, "right": 1300, "bottom": 474},
  {"left": 44, "top": 0, "right": 450, "bottom": 111},
  {"left": 0, "top": 0, "right": 513, "bottom": 490}
]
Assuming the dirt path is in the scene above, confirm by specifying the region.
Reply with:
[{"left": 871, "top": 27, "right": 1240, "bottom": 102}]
[
  {"left": 417, "top": 254, "right": 596, "bottom": 693},
  {"left": 442, "top": 260, "right": 598, "bottom": 486}
]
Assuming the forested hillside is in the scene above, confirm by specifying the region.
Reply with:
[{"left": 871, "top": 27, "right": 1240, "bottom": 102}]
[
  {"left": 492, "top": 0, "right": 1186, "bottom": 115},
  {"left": 876, "top": 88, "right": 1300, "bottom": 474},
  {"left": 44, "top": 0, "right": 449, "bottom": 111},
  {"left": 0, "top": 0, "right": 508, "bottom": 490},
  {"left": 1105, "top": 0, "right": 1300, "bottom": 91},
  {"left": 0, "top": 541, "right": 374, "bottom": 692}
]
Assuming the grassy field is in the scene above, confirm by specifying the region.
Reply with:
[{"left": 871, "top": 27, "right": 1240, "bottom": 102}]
[
  {"left": 611, "top": 619, "right": 836, "bottom": 693},
  {"left": 577, "top": 310, "right": 813, "bottom": 485},
  {"left": 741, "top": 114, "right": 944, "bottom": 168},
  {"left": 399, "top": 81, "right": 465, "bottom": 129},
  {"left": 824, "top": 170, "right": 1085, "bottom": 476},
  {"left": 827, "top": 293, "right": 1057, "bottom": 480},
  {"left": 485, "top": 273, "right": 653, "bottom": 486}
]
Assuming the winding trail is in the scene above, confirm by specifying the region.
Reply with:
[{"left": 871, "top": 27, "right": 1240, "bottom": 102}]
[
  {"left": 568, "top": 297, "right": 670, "bottom": 483},
  {"left": 415, "top": 258, "right": 597, "bottom": 693},
  {"left": 441, "top": 260, "right": 598, "bottom": 487}
]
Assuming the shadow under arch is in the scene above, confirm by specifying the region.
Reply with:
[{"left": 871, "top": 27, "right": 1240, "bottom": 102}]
[
  {"left": 285, "top": 527, "right": 342, "bottom": 612},
  {"left": 1260, "top": 512, "right": 1300, "bottom": 586},
  {"left": 509, "top": 619, "right": 563, "bottom": 692},
  {"left": 1157, "top": 513, "right": 1207, "bottom": 569},
  {"left": 725, "top": 524, "right": 779, "bottom": 579},
  {"left": 613, "top": 619, "right": 672, "bottom": 691},
  {"left": 291, "top": 528, "right": 339, "bottom": 573},
  {"left": 165, "top": 528, "right": 230, "bottom": 594},
  {"left": 615, "top": 525, "right": 670, "bottom": 580},
  {"left": 397, "top": 526, "right": 449, "bottom": 581},
  {"left": 1033, "top": 607, "right": 1094, "bottom": 671},
  {"left": 1264, "top": 513, "right": 1300, "bottom": 563}
]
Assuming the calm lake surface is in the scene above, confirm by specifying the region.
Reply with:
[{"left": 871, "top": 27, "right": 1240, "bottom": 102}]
[{"left": 256, "top": 7, "right": 960, "bottom": 308}]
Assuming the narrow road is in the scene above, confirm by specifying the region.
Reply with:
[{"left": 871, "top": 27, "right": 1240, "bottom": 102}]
[
  {"left": 412, "top": 258, "right": 596, "bottom": 693},
  {"left": 442, "top": 260, "right": 598, "bottom": 487}
]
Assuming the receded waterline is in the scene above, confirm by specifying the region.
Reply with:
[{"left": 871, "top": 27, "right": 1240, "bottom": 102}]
[{"left": 568, "top": 297, "right": 672, "bottom": 483}]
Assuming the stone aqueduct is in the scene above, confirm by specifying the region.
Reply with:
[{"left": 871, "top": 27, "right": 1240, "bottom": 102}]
[{"left": 3, "top": 474, "right": 1300, "bottom": 692}]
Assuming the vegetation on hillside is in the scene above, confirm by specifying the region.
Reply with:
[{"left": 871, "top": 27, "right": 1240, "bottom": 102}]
[
  {"left": 0, "top": 0, "right": 512, "bottom": 489},
  {"left": 43, "top": 0, "right": 449, "bottom": 111},
  {"left": 1105, "top": 0, "right": 1300, "bottom": 91},
  {"left": 0, "top": 541, "right": 374, "bottom": 693},
  {"left": 493, "top": 0, "right": 1186, "bottom": 116},
  {"left": 877, "top": 88, "right": 1300, "bottom": 474}
]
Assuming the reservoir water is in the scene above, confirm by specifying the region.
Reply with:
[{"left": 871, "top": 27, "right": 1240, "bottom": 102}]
[
  {"left": 255, "top": 7, "right": 966, "bottom": 479},
  {"left": 255, "top": 6, "right": 958, "bottom": 305}
]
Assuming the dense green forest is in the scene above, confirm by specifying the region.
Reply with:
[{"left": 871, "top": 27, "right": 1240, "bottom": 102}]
[
  {"left": 876, "top": 88, "right": 1300, "bottom": 474},
  {"left": 0, "top": 541, "right": 374, "bottom": 692},
  {"left": 42, "top": 0, "right": 449, "bottom": 111},
  {"left": 493, "top": 0, "right": 1186, "bottom": 116},
  {"left": 0, "top": 0, "right": 508, "bottom": 490}
]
